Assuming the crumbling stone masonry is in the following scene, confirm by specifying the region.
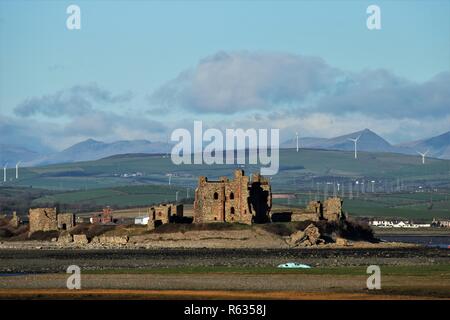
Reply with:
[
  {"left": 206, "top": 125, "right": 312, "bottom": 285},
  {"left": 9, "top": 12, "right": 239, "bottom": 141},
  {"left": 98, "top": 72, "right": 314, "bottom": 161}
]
[
  {"left": 73, "top": 234, "right": 89, "bottom": 244},
  {"left": 289, "top": 198, "right": 344, "bottom": 222},
  {"left": 147, "top": 203, "right": 183, "bottom": 230},
  {"left": 92, "top": 235, "right": 129, "bottom": 245},
  {"left": 323, "top": 197, "right": 344, "bottom": 221},
  {"left": 29, "top": 208, "right": 77, "bottom": 234},
  {"left": 193, "top": 169, "right": 272, "bottom": 225},
  {"left": 29, "top": 207, "right": 58, "bottom": 233},
  {"left": 290, "top": 200, "right": 323, "bottom": 222},
  {"left": 288, "top": 223, "right": 325, "bottom": 247},
  {"left": 57, "top": 213, "right": 75, "bottom": 230}
]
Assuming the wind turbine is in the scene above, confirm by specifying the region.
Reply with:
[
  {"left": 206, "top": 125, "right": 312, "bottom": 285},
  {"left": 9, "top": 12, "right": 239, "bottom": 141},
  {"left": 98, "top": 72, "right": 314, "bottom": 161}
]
[
  {"left": 348, "top": 135, "right": 361, "bottom": 159},
  {"left": 15, "top": 161, "right": 21, "bottom": 179},
  {"left": 3, "top": 163, "right": 7, "bottom": 182},
  {"left": 416, "top": 150, "right": 429, "bottom": 164},
  {"left": 295, "top": 132, "right": 299, "bottom": 152}
]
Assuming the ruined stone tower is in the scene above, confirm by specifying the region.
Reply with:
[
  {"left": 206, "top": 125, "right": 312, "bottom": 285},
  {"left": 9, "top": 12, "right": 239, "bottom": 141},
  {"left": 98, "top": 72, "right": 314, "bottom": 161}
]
[{"left": 193, "top": 169, "right": 272, "bottom": 224}]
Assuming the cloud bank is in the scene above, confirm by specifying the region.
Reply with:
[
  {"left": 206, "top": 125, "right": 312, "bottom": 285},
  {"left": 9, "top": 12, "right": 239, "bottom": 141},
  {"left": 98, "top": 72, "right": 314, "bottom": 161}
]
[
  {"left": 4, "top": 51, "right": 450, "bottom": 151},
  {"left": 150, "top": 51, "right": 450, "bottom": 121},
  {"left": 150, "top": 51, "right": 341, "bottom": 113}
]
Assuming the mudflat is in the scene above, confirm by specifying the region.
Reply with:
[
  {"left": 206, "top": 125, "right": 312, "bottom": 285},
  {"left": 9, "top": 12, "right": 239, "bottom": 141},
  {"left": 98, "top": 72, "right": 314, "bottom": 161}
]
[
  {"left": 1, "top": 247, "right": 448, "bottom": 299},
  {"left": 0, "top": 247, "right": 448, "bottom": 273}
]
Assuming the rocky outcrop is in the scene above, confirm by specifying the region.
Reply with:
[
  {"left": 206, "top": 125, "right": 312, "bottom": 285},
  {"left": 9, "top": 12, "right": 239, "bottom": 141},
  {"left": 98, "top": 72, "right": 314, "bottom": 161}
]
[
  {"left": 335, "top": 237, "right": 350, "bottom": 246},
  {"left": 288, "top": 224, "right": 325, "bottom": 247},
  {"left": 73, "top": 234, "right": 89, "bottom": 244}
]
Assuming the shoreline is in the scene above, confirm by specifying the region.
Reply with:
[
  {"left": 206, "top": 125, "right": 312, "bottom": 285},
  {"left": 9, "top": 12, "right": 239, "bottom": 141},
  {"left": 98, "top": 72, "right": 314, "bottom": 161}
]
[{"left": 0, "top": 239, "right": 419, "bottom": 250}]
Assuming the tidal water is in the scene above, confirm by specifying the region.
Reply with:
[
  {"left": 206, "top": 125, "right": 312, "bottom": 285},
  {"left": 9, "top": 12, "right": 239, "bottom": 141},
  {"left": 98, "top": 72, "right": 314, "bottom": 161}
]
[{"left": 380, "top": 235, "right": 450, "bottom": 249}]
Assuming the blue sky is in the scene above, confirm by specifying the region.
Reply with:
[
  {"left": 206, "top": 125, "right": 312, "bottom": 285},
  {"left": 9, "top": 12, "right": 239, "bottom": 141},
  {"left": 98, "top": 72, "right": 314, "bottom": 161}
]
[{"left": 0, "top": 0, "right": 449, "bottom": 151}]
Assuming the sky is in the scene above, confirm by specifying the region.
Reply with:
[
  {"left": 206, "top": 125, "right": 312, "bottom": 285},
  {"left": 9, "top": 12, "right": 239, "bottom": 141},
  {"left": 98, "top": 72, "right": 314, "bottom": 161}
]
[{"left": 0, "top": 0, "right": 449, "bottom": 152}]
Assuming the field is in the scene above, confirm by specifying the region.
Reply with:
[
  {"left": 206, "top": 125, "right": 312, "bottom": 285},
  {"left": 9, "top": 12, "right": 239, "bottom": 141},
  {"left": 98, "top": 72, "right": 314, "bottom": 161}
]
[{"left": 3, "top": 149, "right": 450, "bottom": 191}]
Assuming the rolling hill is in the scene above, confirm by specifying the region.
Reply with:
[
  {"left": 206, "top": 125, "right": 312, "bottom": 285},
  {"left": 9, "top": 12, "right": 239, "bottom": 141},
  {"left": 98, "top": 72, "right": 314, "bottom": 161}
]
[{"left": 3, "top": 147, "right": 450, "bottom": 192}]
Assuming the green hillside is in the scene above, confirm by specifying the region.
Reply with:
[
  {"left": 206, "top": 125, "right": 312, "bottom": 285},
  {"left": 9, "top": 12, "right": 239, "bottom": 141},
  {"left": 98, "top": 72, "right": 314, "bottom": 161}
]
[
  {"left": 1, "top": 149, "right": 449, "bottom": 219},
  {"left": 3, "top": 148, "right": 450, "bottom": 191}
]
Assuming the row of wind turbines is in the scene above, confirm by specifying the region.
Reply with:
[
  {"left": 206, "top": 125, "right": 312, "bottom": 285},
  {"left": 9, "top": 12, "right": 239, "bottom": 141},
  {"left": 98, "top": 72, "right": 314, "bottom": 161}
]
[
  {"left": 295, "top": 131, "right": 430, "bottom": 164},
  {"left": 2, "top": 162, "right": 21, "bottom": 182}
]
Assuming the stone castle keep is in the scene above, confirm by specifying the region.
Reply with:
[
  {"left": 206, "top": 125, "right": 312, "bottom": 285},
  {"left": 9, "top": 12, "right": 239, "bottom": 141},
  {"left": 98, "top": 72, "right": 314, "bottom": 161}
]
[{"left": 194, "top": 169, "right": 272, "bottom": 224}]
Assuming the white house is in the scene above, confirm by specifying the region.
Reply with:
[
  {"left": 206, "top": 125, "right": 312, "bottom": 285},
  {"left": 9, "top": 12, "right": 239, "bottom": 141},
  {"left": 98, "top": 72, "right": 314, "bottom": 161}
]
[{"left": 134, "top": 216, "right": 149, "bottom": 225}]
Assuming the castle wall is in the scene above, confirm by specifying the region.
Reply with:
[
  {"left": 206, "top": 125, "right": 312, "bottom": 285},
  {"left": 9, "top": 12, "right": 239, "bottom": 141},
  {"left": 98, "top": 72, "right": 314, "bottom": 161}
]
[
  {"left": 57, "top": 213, "right": 75, "bottom": 230},
  {"left": 29, "top": 207, "right": 58, "bottom": 233}
]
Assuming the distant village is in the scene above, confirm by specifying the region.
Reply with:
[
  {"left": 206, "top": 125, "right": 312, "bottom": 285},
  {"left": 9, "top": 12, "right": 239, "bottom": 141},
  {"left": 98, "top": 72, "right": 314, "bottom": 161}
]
[{"left": 369, "top": 218, "right": 449, "bottom": 229}]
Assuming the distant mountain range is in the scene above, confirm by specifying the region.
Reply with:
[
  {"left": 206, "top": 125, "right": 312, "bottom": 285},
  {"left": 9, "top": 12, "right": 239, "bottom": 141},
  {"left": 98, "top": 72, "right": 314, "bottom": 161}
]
[
  {"left": 0, "top": 145, "right": 41, "bottom": 166},
  {"left": 281, "top": 129, "right": 450, "bottom": 159},
  {"left": 1, "top": 129, "right": 449, "bottom": 167},
  {"left": 395, "top": 131, "right": 450, "bottom": 160},
  {"left": 1, "top": 139, "right": 170, "bottom": 167}
]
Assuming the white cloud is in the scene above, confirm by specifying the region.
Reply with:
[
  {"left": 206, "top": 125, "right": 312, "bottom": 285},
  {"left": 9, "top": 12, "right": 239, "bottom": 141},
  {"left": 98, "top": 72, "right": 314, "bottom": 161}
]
[{"left": 150, "top": 51, "right": 341, "bottom": 113}]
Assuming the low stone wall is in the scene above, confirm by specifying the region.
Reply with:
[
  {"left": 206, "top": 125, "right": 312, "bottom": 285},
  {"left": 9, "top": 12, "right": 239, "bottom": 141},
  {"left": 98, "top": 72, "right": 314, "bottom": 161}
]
[
  {"left": 91, "top": 235, "right": 129, "bottom": 245},
  {"left": 291, "top": 212, "right": 319, "bottom": 222}
]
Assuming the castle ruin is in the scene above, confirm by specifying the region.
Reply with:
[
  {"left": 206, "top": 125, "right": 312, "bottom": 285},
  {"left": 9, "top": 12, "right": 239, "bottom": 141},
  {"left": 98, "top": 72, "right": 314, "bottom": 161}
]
[
  {"left": 29, "top": 207, "right": 75, "bottom": 234},
  {"left": 29, "top": 207, "right": 58, "bottom": 233},
  {"left": 147, "top": 203, "right": 183, "bottom": 230},
  {"left": 290, "top": 197, "right": 345, "bottom": 222},
  {"left": 193, "top": 169, "right": 271, "bottom": 225}
]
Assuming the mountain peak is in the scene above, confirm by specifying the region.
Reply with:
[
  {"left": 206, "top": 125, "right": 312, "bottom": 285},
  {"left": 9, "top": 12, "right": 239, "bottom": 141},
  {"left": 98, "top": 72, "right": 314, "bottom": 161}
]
[{"left": 82, "top": 138, "right": 103, "bottom": 144}]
